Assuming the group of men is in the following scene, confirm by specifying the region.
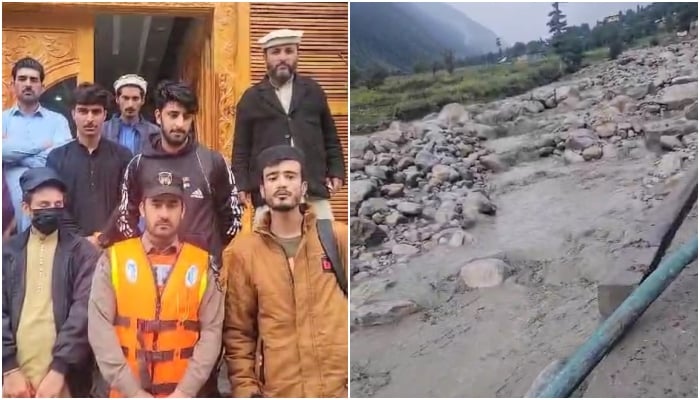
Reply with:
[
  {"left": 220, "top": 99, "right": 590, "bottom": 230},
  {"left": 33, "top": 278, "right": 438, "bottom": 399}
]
[{"left": 2, "top": 29, "right": 348, "bottom": 398}]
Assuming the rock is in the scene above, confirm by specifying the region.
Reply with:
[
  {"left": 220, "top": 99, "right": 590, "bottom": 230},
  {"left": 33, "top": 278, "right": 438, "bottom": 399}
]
[
  {"left": 538, "top": 146, "right": 555, "bottom": 157},
  {"left": 380, "top": 183, "right": 405, "bottom": 198},
  {"left": 350, "top": 136, "right": 371, "bottom": 158},
  {"left": 659, "top": 82, "right": 698, "bottom": 110},
  {"left": 684, "top": 101, "right": 698, "bottom": 120},
  {"left": 435, "top": 202, "right": 457, "bottom": 224},
  {"left": 363, "top": 150, "right": 376, "bottom": 162},
  {"left": 582, "top": 145, "right": 603, "bottom": 161},
  {"left": 602, "top": 144, "right": 618, "bottom": 159},
  {"left": 359, "top": 198, "right": 389, "bottom": 217},
  {"left": 521, "top": 100, "right": 545, "bottom": 114},
  {"left": 364, "top": 165, "right": 387, "bottom": 180},
  {"left": 681, "top": 132, "right": 697, "bottom": 147},
  {"left": 392, "top": 244, "right": 419, "bottom": 256},
  {"left": 350, "top": 158, "right": 366, "bottom": 171},
  {"left": 480, "top": 154, "right": 508, "bottom": 173},
  {"left": 397, "top": 202, "right": 423, "bottom": 216},
  {"left": 566, "top": 129, "right": 598, "bottom": 151},
  {"left": 659, "top": 135, "right": 684, "bottom": 150},
  {"left": 375, "top": 153, "right": 394, "bottom": 166},
  {"left": 351, "top": 180, "right": 377, "bottom": 212},
  {"left": 431, "top": 164, "right": 460, "bottom": 183},
  {"left": 670, "top": 75, "right": 698, "bottom": 85},
  {"left": 594, "top": 122, "right": 617, "bottom": 138},
  {"left": 563, "top": 114, "right": 586, "bottom": 128},
  {"left": 462, "top": 190, "right": 496, "bottom": 215},
  {"left": 404, "top": 168, "right": 422, "bottom": 188},
  {"left": 396, "top": 157, "right": 414, "bottom": 171},
  {"left": 448, "top": 230, "right": 474, "bottom": 247},
  {"left": 350, "top": 218, "right": 387, "bottom": 247},
  {"left": 460, "top": 258, "right": 510, "bottom": 288},
  {"left": 437, "top": 103, "right": 469, "bottom": 126},
  {"left": 563, "top": 149, "right": 585, "bottom": 164},
  {"left": 625, "top": 82, "right": 655, "bottom": 100},
  {"left": 656, "top": 152, "right": 686, "bottom": 177},
  {"left": 384, "top": 212, "right": 406, "bottom": 227},
  {"left": 643, "top": 119, "right": 698, "bottom": 137},
  {"left": 352, "top": 300, "right": 421, "bottom": 327},
  {"left": 415, "top": 150, "right": 440, "bottom": 170},
  {"left": 609, "top": 95, "right": 636, "bottom": 113},
  {"left": 463, "top": 122, "right": 501, "bottom": 140}
]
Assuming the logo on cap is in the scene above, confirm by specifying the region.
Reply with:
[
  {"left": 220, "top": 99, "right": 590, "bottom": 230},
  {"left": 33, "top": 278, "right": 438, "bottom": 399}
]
[{"left": 158, "top": 172, "right": 173, "bottom": 186}]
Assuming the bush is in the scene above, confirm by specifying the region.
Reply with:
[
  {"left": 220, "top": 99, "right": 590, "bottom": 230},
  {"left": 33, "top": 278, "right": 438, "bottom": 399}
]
[
  {"left": 609, "top": 40, "right": 623, "bottom": 60},
  {"left": 650, "top": 37, "right": 660, "bottom": 46}
]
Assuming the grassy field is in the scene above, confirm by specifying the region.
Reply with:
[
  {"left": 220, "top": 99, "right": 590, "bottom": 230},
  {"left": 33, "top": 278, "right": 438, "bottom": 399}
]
[{"left": 350, "top": 39, "right": 656, "bottom": 132}]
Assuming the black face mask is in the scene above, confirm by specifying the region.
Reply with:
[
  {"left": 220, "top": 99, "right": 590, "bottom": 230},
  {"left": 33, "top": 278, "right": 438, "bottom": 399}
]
[{"left": 31, "top": 208, "right": 62, "bottom": 235}]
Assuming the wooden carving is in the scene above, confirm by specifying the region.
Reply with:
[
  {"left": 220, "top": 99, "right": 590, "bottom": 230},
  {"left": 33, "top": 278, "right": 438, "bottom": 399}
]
[
  {"left": 2, "top": 30, "right": 78, "bottom": 109},
  {"left": 213, "top": 2, "right": 241, "bottom": 159}
]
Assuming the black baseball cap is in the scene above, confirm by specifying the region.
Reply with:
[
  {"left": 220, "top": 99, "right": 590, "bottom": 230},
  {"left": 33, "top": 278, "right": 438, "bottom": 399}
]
[
  {"left": 142, "top": 171, "right": 185, "bottom": 199},
  {"left": 20, "top": 167, "right": 66, "bottom": 194}
]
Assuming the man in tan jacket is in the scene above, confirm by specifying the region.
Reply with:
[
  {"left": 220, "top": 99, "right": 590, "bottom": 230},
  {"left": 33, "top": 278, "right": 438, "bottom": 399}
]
[{"left": 223, "top": 145, "right": 348, "bottom": 397}]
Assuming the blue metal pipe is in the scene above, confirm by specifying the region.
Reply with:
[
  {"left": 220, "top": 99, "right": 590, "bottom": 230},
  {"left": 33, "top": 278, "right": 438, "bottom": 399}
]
[{"left": 536, "top": 236, "right": 698, "bottom": 398}]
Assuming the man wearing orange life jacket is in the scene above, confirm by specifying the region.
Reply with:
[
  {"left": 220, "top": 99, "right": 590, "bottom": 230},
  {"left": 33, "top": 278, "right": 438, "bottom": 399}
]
[{"left": 87, "top": 170, "right": 225, "bottom": 398}]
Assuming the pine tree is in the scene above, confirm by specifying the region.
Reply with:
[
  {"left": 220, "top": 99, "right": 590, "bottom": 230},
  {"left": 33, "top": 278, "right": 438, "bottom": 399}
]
[{"left": 547, "top": 2, "right": 567, "bottom": 37}]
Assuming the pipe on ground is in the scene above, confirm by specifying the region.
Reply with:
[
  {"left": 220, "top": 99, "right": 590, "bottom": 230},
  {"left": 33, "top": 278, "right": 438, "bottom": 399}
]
[{"left": 534, "top": 236, "right": 698, "bottom": 398}]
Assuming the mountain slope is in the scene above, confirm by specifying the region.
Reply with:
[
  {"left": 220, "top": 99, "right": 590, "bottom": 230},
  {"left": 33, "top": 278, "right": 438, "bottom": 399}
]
[{"left": 350, "top": 2, "right": 500, "bottom": 71}]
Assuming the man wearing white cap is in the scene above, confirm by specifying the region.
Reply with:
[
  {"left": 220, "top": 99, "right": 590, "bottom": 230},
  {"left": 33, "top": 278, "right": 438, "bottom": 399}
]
[
  {"left": 102, "top": 74, "right": 160, "bottom": 155},
  {"left": 231, "top": 28, "right": 345, "bottom": 226}
]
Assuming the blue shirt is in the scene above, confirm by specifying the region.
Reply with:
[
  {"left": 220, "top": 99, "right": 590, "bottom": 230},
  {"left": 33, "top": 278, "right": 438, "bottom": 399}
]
[
  {"left": 2, "top": 104, "right": 73, "bottom": 231},
  {"left": 118, "top": 120, "right": 141, "bottom": 155}
]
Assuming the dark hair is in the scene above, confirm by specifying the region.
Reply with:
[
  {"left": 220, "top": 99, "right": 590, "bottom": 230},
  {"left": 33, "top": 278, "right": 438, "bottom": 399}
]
[
  {"left": 153, "top": 80, "right": 198, "bottom": 113},
  {"left": 116, "top": 84, "right": 145, "bottom": 99},
  {"left": 11, "top": 57, "right": 45, "bottom": 82},
  {"left": 73, "top": 82, "right": 112, "bottom": 110},
  {"left": 256, "top": 145, "right": 306, "bottom": 184}
]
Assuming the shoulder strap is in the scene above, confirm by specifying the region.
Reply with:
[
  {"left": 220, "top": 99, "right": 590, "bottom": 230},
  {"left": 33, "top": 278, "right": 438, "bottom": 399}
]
[{"left": 316, "top": 219, "right": 347, "bottom": 297}]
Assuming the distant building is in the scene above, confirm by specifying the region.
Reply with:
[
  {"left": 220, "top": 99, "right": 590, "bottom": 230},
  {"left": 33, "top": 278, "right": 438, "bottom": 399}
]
[{"left": 603, "top": 14, "right": 620, "bottom": 24}]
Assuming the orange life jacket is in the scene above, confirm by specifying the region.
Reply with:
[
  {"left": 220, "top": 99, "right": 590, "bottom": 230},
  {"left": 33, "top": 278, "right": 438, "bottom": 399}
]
[{"left": 107, "top": 238, "right": 209, "bottom": 398}]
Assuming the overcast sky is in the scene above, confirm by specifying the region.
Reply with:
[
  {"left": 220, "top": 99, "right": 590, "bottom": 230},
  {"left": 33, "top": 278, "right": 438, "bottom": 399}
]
[{"left": 450, "top": 2, "right": 649, "bottom": 45}]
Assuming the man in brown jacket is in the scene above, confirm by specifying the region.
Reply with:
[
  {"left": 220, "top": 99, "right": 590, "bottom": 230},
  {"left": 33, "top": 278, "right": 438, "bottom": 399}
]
[{"left": 223, "top": 145, "right": 348, "bottom": 397}]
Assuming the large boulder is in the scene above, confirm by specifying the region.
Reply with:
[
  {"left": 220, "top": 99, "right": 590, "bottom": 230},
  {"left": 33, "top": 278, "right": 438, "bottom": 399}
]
[
  {"left": 351, "top": 136, "right": 372, "bottom": 158},
  {"left": 658, "top": 82, "right": 698, "bottom": 110},
  {"left": 684, "top": 101, "right": 698, "bottom": 120},
  {"left": 624, "top": 82, "right": 655, "bottom": 100},
  {"left": 479, "top": 154, "right": 509, "bottom": 173},
  {"left": 566, "top": 129, "right": 598, "bottom": 151},
  {"left": 350, "top": 218, "right": 387, "bottom": 247},
  {"left": 351, "top": 300, "right": 421, "bottom": 327},
  {"left": 460, "top": 258, "right": 510, "bottom": 288},
  {"left": 415, "top": 150, "right": 440, "bottom": 170},
  {"left": 351, "top": 180, "right": 377, "bottom": 213},
  {"left": 437, "top": 103, "right": 469, "bottom": 126},
  {"left": 358, "top": 198, "right": 389, "bottom": 217},
  {"left": 431, "top": 164, "right": 460, "bottom": 183},
  {"left": 397, "top": 202, "right": 423, "bottom": 216}
]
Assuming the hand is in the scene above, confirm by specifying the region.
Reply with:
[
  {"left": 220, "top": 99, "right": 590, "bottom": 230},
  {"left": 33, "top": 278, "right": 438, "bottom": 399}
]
[
  {"left": 2, "top": 369, "right": 34, "bottom": 398},
  {"left": 238, "top": 191, "right": 252, "bottom": 207},
  {"left": 34, "top": 370, "right": 64, "bottom": 398},
  {"left": 167, "top": 389, "right": 188, "bottom": 398},
  {"left": 326, "top": 177, "right": 343, "bottom": 194},
  {"left": 85, "top": 233, "right": 101, "bottom": 248}
]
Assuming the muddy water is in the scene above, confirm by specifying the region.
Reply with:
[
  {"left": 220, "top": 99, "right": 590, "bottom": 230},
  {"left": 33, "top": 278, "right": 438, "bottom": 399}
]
[{"left": 350, "top": 138, "right": 698, "bottom": 397}]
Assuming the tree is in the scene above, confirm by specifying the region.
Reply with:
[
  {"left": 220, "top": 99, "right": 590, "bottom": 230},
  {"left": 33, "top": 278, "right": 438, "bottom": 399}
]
[
  {"left": 364, "top": 65, "right": 388, "bottom": 90},
  {"left": 609, "top": 38, "right": 624, "bottom": 59},
  {"left": 496, "top": 37, "right": 503, "bottom": 57},
  {"left": 443, "top": 49, "right": 455, "bottom": 74},
  {"left": 548, "top": 2, "right": 567, "bottom": 36},
  {"left": 350, "top": 65, "right": 360, "bottom": 89},
  {"left": 556, "top": 32, "right": 584, "bottom": 72},
  {"left": 510, "top": 42, "right": 527, "bottom": 58}
]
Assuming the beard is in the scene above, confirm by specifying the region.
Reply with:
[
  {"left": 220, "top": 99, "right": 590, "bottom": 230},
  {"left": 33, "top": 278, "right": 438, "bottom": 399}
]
[
  {"left": 267, "top": 61, "right": 296, "bottom": 83},
  {"left": 162, "top": 129, "right": 188, "bottom": 147},
  {"left": 265, "top": 190, "right": 302, "bottom": 212}
]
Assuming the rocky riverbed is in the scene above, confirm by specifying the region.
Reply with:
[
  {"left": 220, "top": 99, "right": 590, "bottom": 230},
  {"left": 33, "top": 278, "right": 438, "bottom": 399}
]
[{"left": 349, "top": 40, "right": 698, "bottom": 397}]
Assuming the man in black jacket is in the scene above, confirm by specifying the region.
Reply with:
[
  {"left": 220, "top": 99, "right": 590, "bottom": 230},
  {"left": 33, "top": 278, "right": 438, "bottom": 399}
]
[
  {"left": 231, "top": 29, "right": 345, "bottom": 225},
  {"left": 102, "top": 80, "right": 242, "bottom": 259},
  {"left": 2, "top": 167, "right": 99, "bottom": 397}
]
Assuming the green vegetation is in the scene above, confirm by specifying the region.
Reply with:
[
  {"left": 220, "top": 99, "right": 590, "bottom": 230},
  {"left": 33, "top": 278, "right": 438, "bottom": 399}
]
[{"left": 350, "top": 2, "right": 698, "bottom": 131}]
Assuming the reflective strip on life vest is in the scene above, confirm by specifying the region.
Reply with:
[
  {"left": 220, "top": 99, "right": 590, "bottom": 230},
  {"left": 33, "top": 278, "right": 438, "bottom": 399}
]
[
  {"left": 112, "top": 317, "right": 200, "bottom": 332},
  {"left": 120, "top": 346, "right": 196, "bottom": 362}
]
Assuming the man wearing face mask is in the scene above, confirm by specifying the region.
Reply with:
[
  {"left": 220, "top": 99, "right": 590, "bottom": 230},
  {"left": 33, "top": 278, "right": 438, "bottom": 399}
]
[
  {"left": 102, "top": 74, "right": 160, "bottom": 156},
  {"left": 2, "top": 57, "right": 73, "bottom": 233},
  {"left": 2, "top": 167, "right": 100, "bottom": 398},
  {"left": 231, "top": 29, "right": 345, "bottom": 226}
]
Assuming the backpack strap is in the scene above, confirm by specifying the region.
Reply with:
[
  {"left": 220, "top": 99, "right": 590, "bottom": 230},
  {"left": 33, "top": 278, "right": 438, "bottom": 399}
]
[{"left": 316, "top": 219, "right": 347, "bottom": 297}]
